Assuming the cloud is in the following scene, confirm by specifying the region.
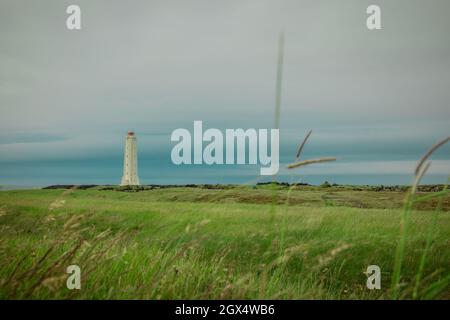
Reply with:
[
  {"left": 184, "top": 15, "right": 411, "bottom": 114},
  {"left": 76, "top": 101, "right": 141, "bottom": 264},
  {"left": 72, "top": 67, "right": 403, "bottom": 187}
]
[
  {"left": 0, "top": 0, "right": 449, "bottom": 184},
  {"left": 0, "top": 133, "right": 68, "bottom": 145},
  {"left": 1, "top": 0, "right": 450, "bottom": 133}
]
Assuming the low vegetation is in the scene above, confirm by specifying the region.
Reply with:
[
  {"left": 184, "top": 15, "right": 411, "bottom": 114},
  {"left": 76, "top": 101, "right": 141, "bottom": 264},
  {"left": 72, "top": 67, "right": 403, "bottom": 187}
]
[{"left": 0, "top": 185, "right": 448, "bottom": 299}]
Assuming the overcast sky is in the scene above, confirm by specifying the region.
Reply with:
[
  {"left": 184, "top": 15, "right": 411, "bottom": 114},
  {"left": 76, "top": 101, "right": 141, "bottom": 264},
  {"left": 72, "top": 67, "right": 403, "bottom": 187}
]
[{"left": 0, "top": 0, "right": 449, "bottom": 185}]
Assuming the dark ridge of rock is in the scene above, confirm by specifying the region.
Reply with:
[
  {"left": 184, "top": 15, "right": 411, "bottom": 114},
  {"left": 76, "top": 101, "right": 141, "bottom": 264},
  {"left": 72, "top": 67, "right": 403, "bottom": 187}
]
[
  {"left": 42, "top": 185, "right": 99, "bottom": 190},
  {"left": 320, "top": 181, "right": 331, "bottom": 188},
  {"left": 42, "top": 183, "right": 447, "bottom": 193},
  {"left": 42, "top": 185, "right": 75, "bottom": 190}
]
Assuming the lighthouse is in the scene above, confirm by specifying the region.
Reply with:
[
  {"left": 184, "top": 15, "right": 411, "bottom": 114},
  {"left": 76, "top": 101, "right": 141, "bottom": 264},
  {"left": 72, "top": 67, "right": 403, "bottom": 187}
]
[{"left": 120, "top": 131, "right": 140, "bottom": 186}]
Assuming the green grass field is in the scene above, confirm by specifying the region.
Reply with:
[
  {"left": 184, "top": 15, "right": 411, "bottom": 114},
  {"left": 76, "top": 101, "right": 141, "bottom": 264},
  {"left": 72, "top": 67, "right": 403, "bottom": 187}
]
[{"left": 0, "top": 185, "right": 449, "bottom": 299}]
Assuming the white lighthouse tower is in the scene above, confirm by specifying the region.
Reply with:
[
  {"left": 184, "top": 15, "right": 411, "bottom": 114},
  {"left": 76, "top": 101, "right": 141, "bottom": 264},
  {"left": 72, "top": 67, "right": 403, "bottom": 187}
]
[{"left": 120, "top": 131, "right": 140, "bottom": 186}]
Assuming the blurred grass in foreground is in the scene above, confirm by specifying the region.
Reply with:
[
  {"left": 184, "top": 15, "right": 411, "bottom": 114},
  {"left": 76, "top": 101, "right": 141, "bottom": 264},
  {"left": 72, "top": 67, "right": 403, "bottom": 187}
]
[{"left": 0, "top": 185, "right": 448, "bottom": 299}]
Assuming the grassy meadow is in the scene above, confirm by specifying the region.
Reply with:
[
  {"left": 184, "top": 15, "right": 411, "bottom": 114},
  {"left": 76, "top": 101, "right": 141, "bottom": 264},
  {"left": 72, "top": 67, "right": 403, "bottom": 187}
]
[{"left": 0, "top": 184, "right": 449, "bottom": 299}]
